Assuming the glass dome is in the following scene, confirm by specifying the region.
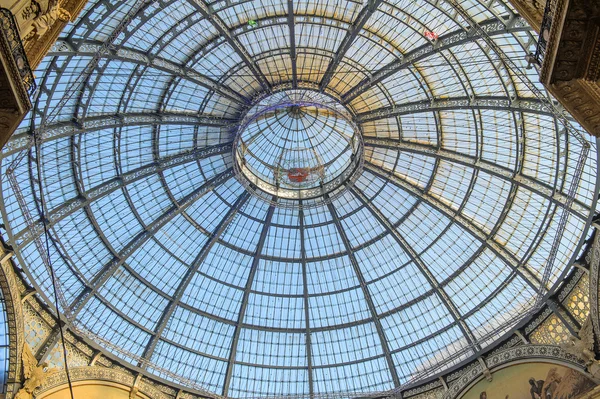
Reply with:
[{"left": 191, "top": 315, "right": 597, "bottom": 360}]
[
  {"left": 234, "top": 89, "right": 363, "bottom": 204},
  {"left": 1, "top": 0, "right": 599, "bottom": 397}
]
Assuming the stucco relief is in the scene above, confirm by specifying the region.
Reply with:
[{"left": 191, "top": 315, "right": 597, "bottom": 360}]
[{"left": 20, "top": 0, "right": 70, "bottom": 43}]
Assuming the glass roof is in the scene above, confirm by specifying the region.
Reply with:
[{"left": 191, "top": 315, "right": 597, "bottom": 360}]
[{"left": 1, "top": 0, "right": 600, "bottom": 397}]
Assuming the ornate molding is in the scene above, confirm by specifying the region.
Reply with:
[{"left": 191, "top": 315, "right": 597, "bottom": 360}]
[
  {"left": 589, "top": 231, "right": 600, "bottom": 347},
  {"left": 0, "top": 8, "right": 36, "bottom": 98},
  {"left": 535, "top": 0, "right": 600, "bottom": 136},
  {"left": 35, "top": 366, "right": 166, "bottom": 399},
  {"left": 549, "top": 79, "right": 600, "bottom": 136},
  {"left": 0, "top": 248, "right": 25, "bottom": 399}
]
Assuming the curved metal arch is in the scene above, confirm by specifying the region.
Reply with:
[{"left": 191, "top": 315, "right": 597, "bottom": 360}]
[
  {"left": 349, "top": 185, "right": 480, "bottom": 352},
  {"left": 357, "top": 96, "right": 560, "bottom": 122},
  {"left": 325, "top": 196, "right": 402, "bottom": 388},
  {"left": 12, "top": 143, "right": 234, "bottom": 247},
  {"left": 4, "top": 112, "right": 233, "bottom": 156},
  {"left": 140, "top": 191, "right": 251, "bottom": 365},
  {"left": 63, "top": 0, "right": 138, "bottom": 42},
  {"left": 49, "top": 40, "right": 247, "bottom": 105},
  {"left": 342, "top": 17, "right": 529, "bottom": 103},
  {"left": 363, "top": 138, "right": 590, "bottom": 219}
]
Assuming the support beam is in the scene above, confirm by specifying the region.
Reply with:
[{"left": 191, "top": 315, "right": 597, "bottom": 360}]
[
  {"left": 35, "top": 323, "right": 64, "bottom": 363},
  {"left": 299, "top": 204, "right": 314, "bottom": 395},
  {"left": 222, "top": 200, "right": 276, "bottom": 396},
  {"left": 357, "top": 96, "right": 561, "bottom": 122},
  {"left": 319, "top": 0, "right": 383, "bottom": 91},
  {"left": 546, "top": 298, "right": 581, "bottom": 335},
  {"left": 12, "top": 143, "right": 233, "bottom": 247},
  {"left": 325, "top": 197, "right": 401, "bottom": 388},
  {"left": 363, "top": 138, "right": 590, "bottom": 220},
  {"left": 350, "top": 186, "right": 480, "bottom": 354},
  {"left": 186, "top": 0, "right": 272, "bottom": 93},
  {"left": 49, "top": 39, "right": 248, "bottom": 104},
  {"left": 4, "top": 111, "right": 234, "bottom": 156},
  {"left": 287, "top": 0, "right": 298, "bottom": 88},
  {"left": 68, "top": 168, "right": 235, "bottom": 316},
  {"left": 342, "top": 17, "right": 528, "bottom": 103},
  {"left": 364, "top": 162, "right": 542, "bottom": 289},
  {"left": 141, "top": 191, "right": 251, "bottom": 363}
]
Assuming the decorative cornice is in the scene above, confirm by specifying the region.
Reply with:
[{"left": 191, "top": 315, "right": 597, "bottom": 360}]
[
  {"left": 549, "top": 80, "right": 600, "bottom": 136},
  {"left": 36, "top": 366, "right": 166, "bottom": 398},
  {"left": 0, "top": 249, "right": 24, "bottom": 399},
  {"left": 0, "top": 8, "right": 35, "bottom": 105},
  {"left": 539, "top": 0, "right": 569, "bottom": 84},
  {"left": 589, "top": 231, "right": 600, "bottom": 346}
]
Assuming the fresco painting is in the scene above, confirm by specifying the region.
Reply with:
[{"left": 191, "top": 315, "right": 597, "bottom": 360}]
[{"left": 461, "top": 363, "right": 597, "bottom": 399}]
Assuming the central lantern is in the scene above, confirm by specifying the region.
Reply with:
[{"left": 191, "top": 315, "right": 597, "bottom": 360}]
[{"left": 234, "top": 89, "right": 364, "bottom": 206}]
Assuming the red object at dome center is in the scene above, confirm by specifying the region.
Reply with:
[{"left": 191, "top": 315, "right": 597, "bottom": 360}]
[{"left": 287, "top": 168, "right": 310, "bottom": 183}]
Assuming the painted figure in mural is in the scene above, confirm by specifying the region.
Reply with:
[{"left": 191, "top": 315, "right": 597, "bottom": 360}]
[
  {"left": 466, "top": 363, "right": 597, "bottom": 399},
  {"left": 529, "top": 377, "right": 545, "bottom": 399},
  {"left": 541, "top": 369, "right": 561, "bottom": 399},
  {"left": 14, "top": 342, "right": 57, "bottom": 399}
]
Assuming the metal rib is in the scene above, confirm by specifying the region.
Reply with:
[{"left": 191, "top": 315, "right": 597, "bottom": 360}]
[
  {"left": 363, "top": 163, "right": 542, "bottom": 289},
  {"left": 325, "top": 197, "right": 401, "bottom": 387},
  {"left": 288, "top": 0, "right": 298, "bottom": 88},
  {"left": 357, "top": 97, "right": 561, "bottom": 122},
  {"left": 5, "top": 112, "right": 234, "bottom": 157},
  {"left": 319, "top": 0, "right": 383, "bottom": 91},
  {"left": 187, "top": 0, "right": 272, "bottom": 93},
  {"left": 222, "top": 199, "right": 277, "bottom": 396},
  {"left": 342, "top": 17, "right": 528, "bottom": 103},
  {"left": 49, "top": 39, "right": 248, "bottom": 104},
  {"left": 363, "top": 138, "right": 590, "bottom": 220},
  {"left": 299, "top": 204, "right": 314, "bottom": 395}
]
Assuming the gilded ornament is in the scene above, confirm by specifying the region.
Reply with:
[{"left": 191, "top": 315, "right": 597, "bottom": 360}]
[{"left": 14, "top": 342, "right": 57, "bottom": 399}]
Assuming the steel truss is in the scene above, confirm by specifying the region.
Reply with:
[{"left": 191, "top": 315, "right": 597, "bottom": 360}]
[
  {"left": 357, "top": 96, "right": 563, "bottom": 122},
  {"left": 363, "top": 138, "right": 590, "bottom": 221},
  {"left": 4, "top": 112, "right": 234, "bottom": 156},
  {"left": 49, "top": 39, "right": 247, "bottom": 104}
]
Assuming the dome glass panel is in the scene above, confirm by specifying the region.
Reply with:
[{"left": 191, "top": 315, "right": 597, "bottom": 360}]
[{"left": 1, "top": 0, "right": 599, "bottom": 397}]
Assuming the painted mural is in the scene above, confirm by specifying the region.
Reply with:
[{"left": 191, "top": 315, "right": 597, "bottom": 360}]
[{"left": 461, "top": 363, "right": 597, "bottom": 399}]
